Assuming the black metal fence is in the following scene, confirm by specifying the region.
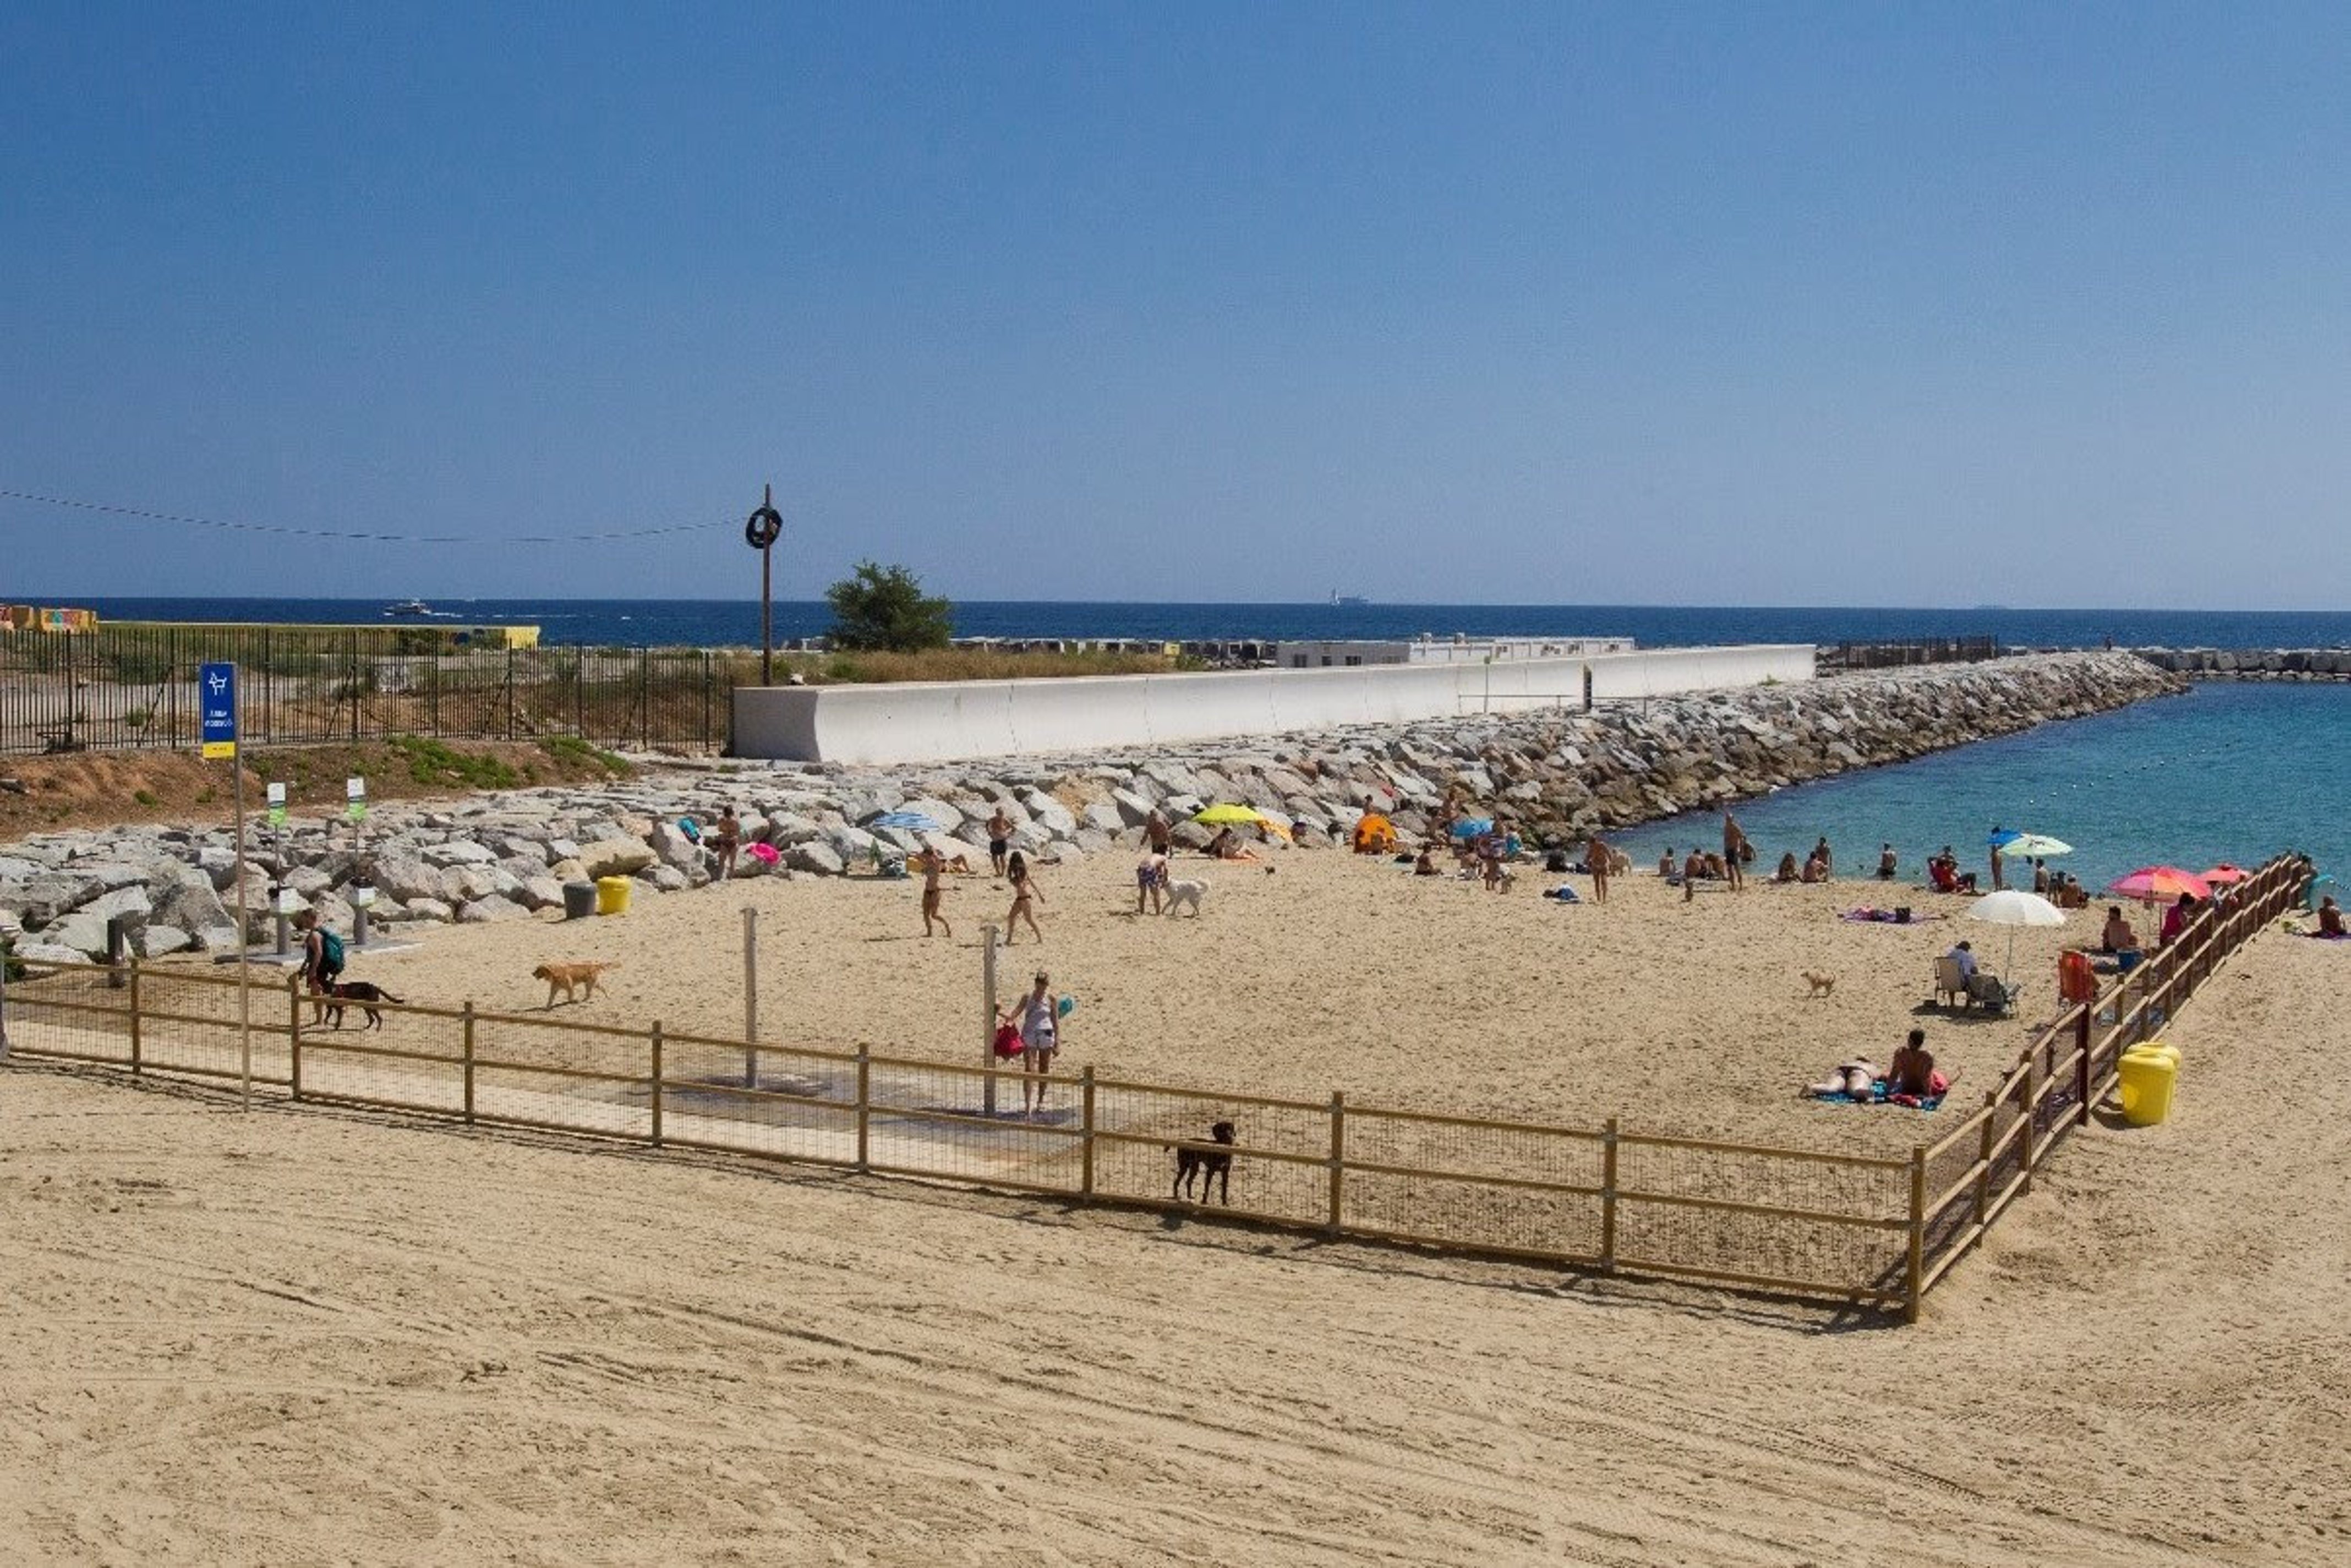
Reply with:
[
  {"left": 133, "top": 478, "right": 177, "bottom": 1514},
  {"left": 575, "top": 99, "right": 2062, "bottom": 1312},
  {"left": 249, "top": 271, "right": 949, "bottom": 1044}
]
[
  {"left": 1818, "top": 636, "right": 2002, "bottom": 672},
  {"left": 0, "top": 626, "right": 743, "bottom": 755}
]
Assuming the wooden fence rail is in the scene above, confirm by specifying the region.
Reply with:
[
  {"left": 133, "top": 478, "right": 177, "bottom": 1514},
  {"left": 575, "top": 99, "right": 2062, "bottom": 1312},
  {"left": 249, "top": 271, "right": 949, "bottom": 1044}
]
[{"left": 0, "top": 850, "right": 2308, "bottom": 1321}]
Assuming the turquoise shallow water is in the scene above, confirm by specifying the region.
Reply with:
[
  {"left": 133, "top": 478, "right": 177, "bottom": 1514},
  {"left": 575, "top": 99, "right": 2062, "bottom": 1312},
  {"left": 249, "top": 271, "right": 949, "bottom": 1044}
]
[{"left": 1631, "top": 684, "right": 2345, "bottom": 895}]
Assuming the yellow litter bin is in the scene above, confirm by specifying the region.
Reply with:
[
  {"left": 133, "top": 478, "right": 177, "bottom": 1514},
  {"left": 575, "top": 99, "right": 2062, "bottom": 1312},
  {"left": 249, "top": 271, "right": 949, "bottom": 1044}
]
[
  {"left": 2117, "top": 1042, "right": 2179, "bottom": 1127},
  {"left": 594, "top": 876, "right": 634, "bottom": 916}
]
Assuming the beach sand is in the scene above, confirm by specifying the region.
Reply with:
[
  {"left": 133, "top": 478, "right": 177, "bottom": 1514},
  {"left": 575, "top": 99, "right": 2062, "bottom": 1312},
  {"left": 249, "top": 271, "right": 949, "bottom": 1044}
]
[{"left": 4, "top": 847, "right": 2345, "bottom": 1564}]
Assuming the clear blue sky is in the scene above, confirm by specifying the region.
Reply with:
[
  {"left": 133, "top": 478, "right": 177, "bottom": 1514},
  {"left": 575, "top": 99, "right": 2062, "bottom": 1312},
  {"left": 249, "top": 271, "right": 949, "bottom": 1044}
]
[{"left": 5, "top": 3, "right": 2348, "bottom": 607}]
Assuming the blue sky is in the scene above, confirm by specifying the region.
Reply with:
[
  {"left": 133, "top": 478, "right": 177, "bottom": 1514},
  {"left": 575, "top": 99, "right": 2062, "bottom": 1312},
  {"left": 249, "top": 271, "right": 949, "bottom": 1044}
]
[{"left": 4, "top": 3, "right": 2348, "bottom": 607}]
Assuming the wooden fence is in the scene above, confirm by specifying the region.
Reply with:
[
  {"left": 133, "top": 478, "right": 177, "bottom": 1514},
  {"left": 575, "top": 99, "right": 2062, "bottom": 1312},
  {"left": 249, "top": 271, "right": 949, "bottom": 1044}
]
[
  {"left": 1910, "top": 851, "right": 2311, "bottom": 1306},
  {"left": 0, "top": 856, "right": 2306, "bottom": 1319}
]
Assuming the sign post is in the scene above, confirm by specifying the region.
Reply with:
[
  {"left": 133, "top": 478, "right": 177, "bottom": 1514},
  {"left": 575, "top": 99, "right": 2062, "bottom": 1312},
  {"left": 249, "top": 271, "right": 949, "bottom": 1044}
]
[
  {"left": 741, "top": 905, "right": 759, "bottom": 1087},
  {"left": 346, "top": 778, "right": 371, "bottom": 947},
  {"left": 981, "top": 924, "right": 1000, "bottom": 1117},
  {"left": 745, "top": 484, "right": 784, "bottom": 685},
  {"left": 201, "top": 662, "right": 249, "bottom": 1109}
]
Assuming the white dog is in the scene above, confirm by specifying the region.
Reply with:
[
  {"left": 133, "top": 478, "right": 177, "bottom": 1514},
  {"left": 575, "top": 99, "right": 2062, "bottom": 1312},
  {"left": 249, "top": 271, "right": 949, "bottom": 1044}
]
[{"left": 1163, "top": 878, "right": 1210, "bottom": 916}]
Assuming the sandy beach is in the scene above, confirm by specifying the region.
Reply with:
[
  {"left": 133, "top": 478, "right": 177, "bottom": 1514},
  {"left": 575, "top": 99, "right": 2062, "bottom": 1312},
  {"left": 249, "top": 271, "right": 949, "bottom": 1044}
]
[{"left": 4, "top": 840, "right": 2346, "bottom": 1565}]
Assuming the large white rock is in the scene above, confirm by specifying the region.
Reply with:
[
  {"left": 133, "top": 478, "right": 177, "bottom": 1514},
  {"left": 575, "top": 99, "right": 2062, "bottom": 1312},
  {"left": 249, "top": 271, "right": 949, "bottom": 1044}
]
[
  {"left": 456, "top": 895, "right": 532, "bottom": 924},
  {"left": 422, "top": 840, "right": 497, "bottom": 867},
  {"left": 578, "top": 838, "right": 657, "bottom": 878}
]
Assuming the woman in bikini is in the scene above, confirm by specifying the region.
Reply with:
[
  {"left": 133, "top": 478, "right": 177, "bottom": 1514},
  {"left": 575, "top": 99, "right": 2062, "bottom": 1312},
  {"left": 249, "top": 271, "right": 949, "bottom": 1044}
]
[
  {"left": 1003, "top": 970, "right": 1062, "bottom": 1116},
  {"left": 1004, "top": 851, "right": 1045, "bottom": 943}
]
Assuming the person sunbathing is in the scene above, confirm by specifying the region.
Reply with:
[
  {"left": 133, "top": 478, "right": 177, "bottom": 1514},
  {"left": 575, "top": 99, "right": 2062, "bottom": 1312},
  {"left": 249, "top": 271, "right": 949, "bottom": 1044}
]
[
  {"left": 1773, "top": 851, "right": 1801, "bottom": 884},
  {"left": 1205, "top": 827, "right": 1262, "bottom": 862},
  {"left": 1413, "top": 845, "right": 1441, "bottom": 876},
  {"left": 2100, "top": 906, "right": 2140, "bottom": 953},
  {"left": 1799, "top": 853, "right": 1828, "bottom": 884},
  {"left": 1805, "top": 1057, "right": 1878, "bottom": 1099},
  {"left": 2320, "top": 895, "right": 2345, "bottom": 937}
]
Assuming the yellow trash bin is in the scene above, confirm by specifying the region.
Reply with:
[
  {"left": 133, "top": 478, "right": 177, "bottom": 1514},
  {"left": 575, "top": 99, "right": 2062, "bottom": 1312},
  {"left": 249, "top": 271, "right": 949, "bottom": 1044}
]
[
  {"left": 594, "top": 876, "right": 634, "bottom": 916},
  {"left": 2117, "top": 1042, "right": 2179, "bottom": 1127}
]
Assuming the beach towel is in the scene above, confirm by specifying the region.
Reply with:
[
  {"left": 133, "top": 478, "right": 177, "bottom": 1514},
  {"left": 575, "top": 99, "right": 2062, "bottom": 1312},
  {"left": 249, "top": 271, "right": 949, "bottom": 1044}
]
[
  {"left": 2296, "top": 929, "right": 2351, "bottom": 941},
  {"left": 1839, "top": 908, "right": 1946, "bottom": 925},
  {"left": 1543, "top": 886, "right": 1581, "bottom": 903},
  {"left": 1810, "top": 1079, "right": 1944, "bottom": 1111}
]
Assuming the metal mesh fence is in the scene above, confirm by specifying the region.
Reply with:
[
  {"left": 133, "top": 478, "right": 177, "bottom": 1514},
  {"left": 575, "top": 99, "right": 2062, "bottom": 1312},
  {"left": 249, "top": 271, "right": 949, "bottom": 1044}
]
[
  {"left": 1614, "top": 1134, "right": 1910, "bottom": 1299},
  {"left": 0, "top": 626, "right": 733, "bottom": 755}
]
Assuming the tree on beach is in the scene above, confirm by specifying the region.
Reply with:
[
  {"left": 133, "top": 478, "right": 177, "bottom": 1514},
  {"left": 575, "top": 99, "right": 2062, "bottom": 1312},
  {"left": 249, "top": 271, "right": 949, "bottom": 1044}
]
[{"left": 824, "top": 561, "right": 954, "bottom": 652}]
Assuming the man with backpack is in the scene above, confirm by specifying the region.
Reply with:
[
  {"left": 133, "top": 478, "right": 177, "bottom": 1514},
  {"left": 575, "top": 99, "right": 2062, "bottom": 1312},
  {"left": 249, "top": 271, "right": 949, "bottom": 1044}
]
[{"left": 297, "top": 909, "right": 346, "bottom": 1021}]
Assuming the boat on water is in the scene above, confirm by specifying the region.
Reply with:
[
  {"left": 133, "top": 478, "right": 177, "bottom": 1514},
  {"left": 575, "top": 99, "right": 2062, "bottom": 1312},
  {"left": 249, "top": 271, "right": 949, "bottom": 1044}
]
[
  {"left": 1328, "top": 590, "right": 1370, "bottom": 607},
  {"left": 382, "top": 599, "right": 436, "bottom": 618}
]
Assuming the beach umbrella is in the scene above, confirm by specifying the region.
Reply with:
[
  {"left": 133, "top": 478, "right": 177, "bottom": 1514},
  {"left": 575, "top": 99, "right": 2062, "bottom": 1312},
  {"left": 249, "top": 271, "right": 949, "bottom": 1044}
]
[
  {"left": 1192, "top": 803, "right": 1266, "bottom": 827},
  {"left": 1998, "top": 832, "right": 2073, "bottom": 859},
  {"left": 2108, "top": 866, "right": 2212, "bottom": 903},
  {"left": 869, "top": 810, "right": 942, "bottom": 832},
  {"left": 1987, "top": 828, "right": 2022, "bottom": 848},
  {"left": 2201, "top": 862, "right": 2251, "bottom": 885},
  {"left": 1966, "top": 888, "right": 2068, "bottom": 977},
  {"left": 1450, "top": 817, "right": 1495, "bottom": 839}
]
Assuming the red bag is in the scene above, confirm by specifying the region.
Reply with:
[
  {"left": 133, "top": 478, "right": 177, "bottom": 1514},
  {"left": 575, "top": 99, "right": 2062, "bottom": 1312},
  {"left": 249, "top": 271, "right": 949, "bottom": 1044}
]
[{"left": 992, "top": 1023, "right": 1025, "bottom": 1059}]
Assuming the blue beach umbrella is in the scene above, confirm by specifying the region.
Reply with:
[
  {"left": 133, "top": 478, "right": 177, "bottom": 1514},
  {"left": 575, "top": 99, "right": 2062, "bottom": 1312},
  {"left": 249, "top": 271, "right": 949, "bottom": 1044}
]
[
  {"left": 1451, "top": 817, "right": 1495, "bottom": 839},
  {"left": 870, "top": 810, "right": 942, "bottom": 832}
]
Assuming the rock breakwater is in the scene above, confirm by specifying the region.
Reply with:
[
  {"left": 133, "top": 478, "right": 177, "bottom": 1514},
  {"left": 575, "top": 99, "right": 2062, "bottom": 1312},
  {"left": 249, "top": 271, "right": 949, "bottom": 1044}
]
[
  {"left": 2134, "top": 647, "right": 2351, "bottom": 681},
  {"left": 0, "top": 653, "right": 2180, "bottom": 963}
]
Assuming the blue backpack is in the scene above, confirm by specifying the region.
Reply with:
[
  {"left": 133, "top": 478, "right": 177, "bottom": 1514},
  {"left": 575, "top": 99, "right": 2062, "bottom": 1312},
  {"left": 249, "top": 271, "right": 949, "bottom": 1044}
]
[{"left": 318, "top": 928, "right": 346, "bottom": 969}]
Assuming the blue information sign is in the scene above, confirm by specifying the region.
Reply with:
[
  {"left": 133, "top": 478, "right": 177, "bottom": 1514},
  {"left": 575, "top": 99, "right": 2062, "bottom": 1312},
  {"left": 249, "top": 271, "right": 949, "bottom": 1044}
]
[{"left": 200, "top": 662, "right": 238, "bottom": 758}]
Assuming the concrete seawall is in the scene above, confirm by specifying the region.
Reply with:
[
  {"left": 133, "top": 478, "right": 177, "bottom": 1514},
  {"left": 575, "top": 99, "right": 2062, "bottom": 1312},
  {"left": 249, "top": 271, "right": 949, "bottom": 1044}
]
[{"left": 734, "top": 644, "right": 1817, "bottom": 766}]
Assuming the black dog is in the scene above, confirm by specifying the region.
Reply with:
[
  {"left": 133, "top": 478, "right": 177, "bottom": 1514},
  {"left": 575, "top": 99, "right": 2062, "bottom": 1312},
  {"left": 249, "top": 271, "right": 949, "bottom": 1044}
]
[
  {"left": 1171, "top": 1120, "right": 1237, "bottom": 1205},
  {"left": 320, "top": 980, "right": 404, "bottom": 1031}
]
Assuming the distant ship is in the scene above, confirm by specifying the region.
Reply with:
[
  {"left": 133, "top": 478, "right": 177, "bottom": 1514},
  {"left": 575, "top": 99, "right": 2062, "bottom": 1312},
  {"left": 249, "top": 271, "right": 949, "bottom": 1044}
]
[
  {"left": 382, "top": 599, "right": 436, "bottom": 618},
  {"left": 1328, "top": 590, "right": 1370, "bottom": 607}
]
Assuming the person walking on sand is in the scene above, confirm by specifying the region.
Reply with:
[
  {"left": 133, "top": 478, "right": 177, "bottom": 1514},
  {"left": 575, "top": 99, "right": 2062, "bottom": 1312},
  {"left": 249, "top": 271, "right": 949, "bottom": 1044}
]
[
  {"left": 917, "top": 846, "right": 953, "bottom": 939},
  {"left": 1587, "top": 832, "right": 1611, "bottom": 904},
  {"left": 295, "top": 908, "right": 346, "bottom": 1023},
  {"left": 985, "top": 806, "right": 1015, "bottom": 877},
  {"left": 1721, "top": 812, "right": 1748, "bottom": 891},
  {"left": 1144, "top": 807, "right": 1172, "bottom": 859},
  {"left": 1004, "top": 850, "right": 1045, "bottom": 943},
  {"left": 1988, "top": 827, "right": 2006, "bottom": 892},
  {"left": 1682, "top": 847, "right": 1705, "bottom": 903},
  {"left": 1003, "top": 970, "right": 1063, "bottom": 1116}
]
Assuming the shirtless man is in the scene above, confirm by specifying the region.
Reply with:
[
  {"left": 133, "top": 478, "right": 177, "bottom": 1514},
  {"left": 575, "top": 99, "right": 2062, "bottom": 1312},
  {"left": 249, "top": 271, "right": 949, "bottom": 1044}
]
[
  {"left": 1877, "top": 843, "right": 1898, "bottom": 879},
  {"left": 1888, "top": 1029, "right": 1950, "bottom": 1099},
  {"left": 917, "top": 847, "right": 953, "bottom": 938},
  {"left": 985, "top": 806, "right": 1015, "bottom": 877},
  {"left": 1586, "top": 833, "right": 1611, "bottom": 904},
  {"left": 1144, "top": 807, "right": 1172, "bottom": 859},
  {"left": 2101, "top": 905, "right": 2139, "bottom": 952},
  {"left": 2321, "top": 895, "right": 2345, "bottom": 937},
  {"left": 1721, "top": 811, "right": 1747, "bottom": 891},
  {"left": 1681, "top": 847, "right": 1704, "bottom": 903}
]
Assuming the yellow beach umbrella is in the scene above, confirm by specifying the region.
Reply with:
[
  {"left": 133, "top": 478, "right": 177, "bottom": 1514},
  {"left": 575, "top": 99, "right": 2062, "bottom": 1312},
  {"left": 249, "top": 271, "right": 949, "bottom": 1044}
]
[{"left": 1192, "top": 803, "right": 1266, "bottom": 827}]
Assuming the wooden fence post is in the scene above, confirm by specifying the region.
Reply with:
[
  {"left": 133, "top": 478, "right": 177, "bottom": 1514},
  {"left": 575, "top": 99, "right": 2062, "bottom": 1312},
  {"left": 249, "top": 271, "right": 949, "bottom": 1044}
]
[
  {"left": 127, "top": 959, "right": 142, "bottom": 1076},
  {"left": 461, "top": 1002, "right": 476, "bottom": 1124},
  {"left": 649, "top": 1023, "right": 665, "bottom": 1148},
  {"left": 1600, "top": 1117, "right": 1620, "bottom": 1271},
  {"left": 856, "top": 1046, "right": 871, "bottom": 1172},
  {"left": 1973, "top": 1091, "right": 1995, "bottom": 1232},
  {"left": 287, "top": 974, "right": 302, "bottom": 1100},
  {"left": 1904, "top": 1146, "right": 1927, "bottom": 1324},
  {"left": 2076, "top": 1002, "right": 2093, "bottom": 1126},
  {"left": 1326, "top": 1091, "right": 1346, "bottom": 1234},
  {"left": 1080, "top": 1066, "right": 1096, "bottom": 1195}
]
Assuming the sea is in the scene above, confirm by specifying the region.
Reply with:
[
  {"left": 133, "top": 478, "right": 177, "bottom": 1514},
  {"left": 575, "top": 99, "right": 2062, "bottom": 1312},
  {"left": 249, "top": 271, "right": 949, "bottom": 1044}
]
[{"left": 54, "top": 597, "right": 2351, "bottom": 888}]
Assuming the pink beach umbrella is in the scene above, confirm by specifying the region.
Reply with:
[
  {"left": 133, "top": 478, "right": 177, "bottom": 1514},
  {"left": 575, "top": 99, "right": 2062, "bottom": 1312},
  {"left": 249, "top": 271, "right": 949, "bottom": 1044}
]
[
  {"left": 2200, "top": 862, "right": 2252, "bottom": 886},
  {"left": 2108, "top": 866, "right": 2213, "bottom": 902}
]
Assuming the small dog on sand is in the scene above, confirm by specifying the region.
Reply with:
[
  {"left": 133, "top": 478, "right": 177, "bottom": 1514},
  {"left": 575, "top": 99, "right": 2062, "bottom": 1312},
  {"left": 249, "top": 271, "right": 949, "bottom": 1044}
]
[
  {"left": 1801, "top": 969, "right": 1838, "bottom": 999},
  {"left": 1170, "top": 1120, "right": 1237, "bottom": 1204},
  {"left": 534, "top": 961, "right": 618, "bottom": 1008},
  {"left": 320, "top": 980, "right": 403, "bottom": 1030},
  {"left": 1163, "top": 878, "right": 1210, "bottom": 917}
]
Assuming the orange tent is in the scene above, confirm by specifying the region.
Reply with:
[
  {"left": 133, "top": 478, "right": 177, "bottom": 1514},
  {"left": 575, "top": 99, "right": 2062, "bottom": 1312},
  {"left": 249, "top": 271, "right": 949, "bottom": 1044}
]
[{"left": 1352, "top": 813, "right": 1397, "bottom": 854}]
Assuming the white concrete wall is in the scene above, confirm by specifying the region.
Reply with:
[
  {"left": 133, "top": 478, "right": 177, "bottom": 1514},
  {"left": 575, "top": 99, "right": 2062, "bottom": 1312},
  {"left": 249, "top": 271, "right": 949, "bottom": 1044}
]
[{"left": 734, "top": 645, "right": 1813, "bottom": 766}]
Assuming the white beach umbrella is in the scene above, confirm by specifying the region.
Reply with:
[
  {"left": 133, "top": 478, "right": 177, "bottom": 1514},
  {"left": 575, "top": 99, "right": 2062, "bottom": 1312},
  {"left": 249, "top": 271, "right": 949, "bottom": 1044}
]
[{"left": 1965, "top": 888, "right": 2068, "bottom": 977}]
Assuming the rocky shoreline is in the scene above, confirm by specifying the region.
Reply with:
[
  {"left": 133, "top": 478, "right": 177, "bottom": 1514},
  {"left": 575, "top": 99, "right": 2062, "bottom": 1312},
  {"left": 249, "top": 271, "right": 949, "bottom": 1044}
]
[{"left": 0, "top": 652, "right": 2182, "bottom": 964}]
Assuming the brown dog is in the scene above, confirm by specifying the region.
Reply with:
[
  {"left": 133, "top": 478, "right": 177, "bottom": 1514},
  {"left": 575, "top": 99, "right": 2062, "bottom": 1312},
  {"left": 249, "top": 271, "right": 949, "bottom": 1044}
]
[
  {"left": 1801, "top": 969, "right": 1838, "bottom": 999},
  {"left": 534, "top": 961, "right": 617, "bottom": 1008},
  {"left": 321, "top": 980, "right": 404, "bottom": 1030},
  {"left": 1171, "top": 1120, "right": 1237, "bottom": 1205}
]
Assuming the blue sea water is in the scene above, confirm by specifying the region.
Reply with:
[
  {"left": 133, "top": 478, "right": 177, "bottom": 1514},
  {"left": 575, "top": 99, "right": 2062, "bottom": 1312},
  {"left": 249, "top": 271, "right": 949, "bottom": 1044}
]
[
  {"left": 61, "top": 596, "right": 2351, "bottom": 653},
  {"left": 1631, "top": 682, "right": 2345, "bottom": 894}
]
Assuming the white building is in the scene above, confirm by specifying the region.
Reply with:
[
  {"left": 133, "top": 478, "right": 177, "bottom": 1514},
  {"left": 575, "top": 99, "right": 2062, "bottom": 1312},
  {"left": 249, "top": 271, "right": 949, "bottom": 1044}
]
[{"left": 1273, "top": 632, "right": 1636, "bottom": 669}]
